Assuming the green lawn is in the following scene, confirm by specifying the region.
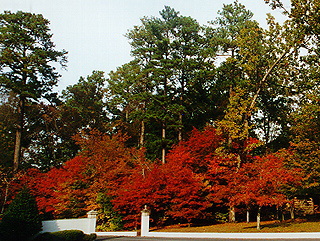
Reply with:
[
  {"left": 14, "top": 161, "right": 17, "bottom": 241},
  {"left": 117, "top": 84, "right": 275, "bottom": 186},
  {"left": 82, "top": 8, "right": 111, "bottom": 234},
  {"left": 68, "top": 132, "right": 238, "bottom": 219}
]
[{"left": 155, "top": 219, "right": 320, "bottom": 233}]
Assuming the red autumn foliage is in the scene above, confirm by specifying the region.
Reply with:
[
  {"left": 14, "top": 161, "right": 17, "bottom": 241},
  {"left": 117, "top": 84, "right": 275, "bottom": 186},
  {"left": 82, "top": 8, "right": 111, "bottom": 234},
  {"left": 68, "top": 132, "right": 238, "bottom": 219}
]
[
  {"left": 112, "top": 159, "right": 210, "bottom": 228},
  {"left": 166, "top": 126, "right": 301, "bottom": 213},
  {"left": 19, "top": 168, "right": 57, "bottom": 214},
  {"left": 19, "top": 156, "right": 90, "bottom": 217},
  {"left": 19, "top": 130, "right": 147, "bottom": 219},
  {"left": 14, "top": 127, "right": 302, "bottom": 228},
  {"left": 73, "top": 129, "right": 146, "bottom": 194},
  {"left": 234, "top": 153, "right": 302, "bottom": 207}
]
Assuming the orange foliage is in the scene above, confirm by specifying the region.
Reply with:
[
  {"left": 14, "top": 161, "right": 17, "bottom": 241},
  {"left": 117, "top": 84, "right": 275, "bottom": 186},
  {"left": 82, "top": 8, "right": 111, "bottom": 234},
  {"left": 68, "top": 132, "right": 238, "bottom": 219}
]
[
  {"left": 16, "top": 127, "right": 302, "bottom": 227},
  {"left": 112, "top": 160, "right": 210, "bottom": 228}
]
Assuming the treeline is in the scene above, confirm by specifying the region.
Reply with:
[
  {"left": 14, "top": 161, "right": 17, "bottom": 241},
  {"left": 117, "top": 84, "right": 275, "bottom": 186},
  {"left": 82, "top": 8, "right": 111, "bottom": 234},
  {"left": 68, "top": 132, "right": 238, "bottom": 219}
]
[
  {"left": 15, "top": 128, "right": 300, "bottom": 230},
  {"left": 1, "top": 0, "right": 320, "bottom": 230}
]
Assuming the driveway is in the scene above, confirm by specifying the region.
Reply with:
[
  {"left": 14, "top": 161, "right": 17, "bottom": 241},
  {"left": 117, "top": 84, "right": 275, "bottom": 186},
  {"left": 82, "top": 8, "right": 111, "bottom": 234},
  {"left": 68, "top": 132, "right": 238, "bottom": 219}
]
[{"left": 97, "top": 236, "right": 320, "bottom": 241}]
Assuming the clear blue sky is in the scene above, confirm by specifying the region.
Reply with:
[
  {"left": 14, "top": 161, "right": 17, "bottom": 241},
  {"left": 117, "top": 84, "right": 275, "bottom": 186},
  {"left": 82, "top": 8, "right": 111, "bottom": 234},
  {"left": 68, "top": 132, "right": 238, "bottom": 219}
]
[{"left": 2, "top": 0, "right": 290, "bottom": 92}]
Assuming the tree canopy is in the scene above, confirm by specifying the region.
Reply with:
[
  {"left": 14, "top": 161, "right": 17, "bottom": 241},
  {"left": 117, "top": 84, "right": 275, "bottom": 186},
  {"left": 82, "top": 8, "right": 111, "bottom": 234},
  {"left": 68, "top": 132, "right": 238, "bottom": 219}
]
[{"left": 0, "top": 11, "right": 67, "bottom": 171}]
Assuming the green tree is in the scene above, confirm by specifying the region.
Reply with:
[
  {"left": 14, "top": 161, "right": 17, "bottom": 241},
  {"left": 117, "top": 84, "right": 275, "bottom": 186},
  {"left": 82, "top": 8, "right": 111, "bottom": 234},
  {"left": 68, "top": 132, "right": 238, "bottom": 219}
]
[
  {"left": 210, "top": 2, "right": 261, "bottom": 154},
  {"left": 0, "top": 91, "right": 17, "bottom": 169},
  {"left": 214, "top": 1, "right": 306, "bottom": 149},
  {"left": 210, "top": 1, "right": 305, "bottom": 221},
  {"left": 211, "top": 0, "right": 255, "bottom": 57},
  {"left": 53, "top": 71, "right": 110, "bottom": 162},
  {"left": 208, "top": 1, "right": 259, "bottom": 141},
  {"left": 290, "top": 91, "right": 320, "bottom": 197},
  {"left": 107, "top": 60, "right": 150, "bottom": 148},
  {"left": 0, "top": 11, "right": 67, "bottom": 171},
  {"left": 0, "top": 188, "right": 42, "bottom": 241},
  {"left": 261, "top": 0, "right": 320, "bottom": 151},
  {"left": 125, "top": 6, "right": 215, "bottom": 162},
  {"left": 21, "top": 102, "right": 73, "bottom": 170},
  {"left": 62, "top": 71, "right": 108, "bottom": 132}
]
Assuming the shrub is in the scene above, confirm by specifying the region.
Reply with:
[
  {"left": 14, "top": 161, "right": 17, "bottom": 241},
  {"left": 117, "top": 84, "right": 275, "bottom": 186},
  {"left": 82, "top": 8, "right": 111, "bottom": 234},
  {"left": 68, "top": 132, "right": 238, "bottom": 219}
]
[
  {"left": 214, "top": 212, "right": 229, "bottom": 223},
  {"left": 32, "top": 230, "right": 97, "bottom": 241},
  {"left": 83, "top": 233, "right": 97, "bottom": 241},
  {"left": 33, "top": 232, "right": 64, "bottom": 241},
  {"left": 96, "top": 193, "right": 123, "bottom": 231},
  {"left": 51, "top": 230, "right": 85, "bottom": 241},
  {"left": 0, "top": 187, "right": 42, "bottom": 241}
]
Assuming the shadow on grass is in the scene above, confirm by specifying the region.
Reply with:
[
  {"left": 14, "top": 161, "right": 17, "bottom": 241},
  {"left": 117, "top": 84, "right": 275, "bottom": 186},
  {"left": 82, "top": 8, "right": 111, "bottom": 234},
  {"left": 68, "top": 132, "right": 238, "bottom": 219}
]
[
  {"left": 263, "top": 221, "right": 294, "bottom": 229},
  {"left": 243, "top": 220, "right": 297, "bottom": 231},
  {"left": 153, "top": 215, "right": 320, "bottom": 233}
]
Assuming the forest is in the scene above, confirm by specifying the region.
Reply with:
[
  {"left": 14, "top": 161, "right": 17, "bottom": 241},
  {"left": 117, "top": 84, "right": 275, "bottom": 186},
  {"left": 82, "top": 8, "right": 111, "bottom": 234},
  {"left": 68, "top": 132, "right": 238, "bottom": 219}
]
[{"left": 0, "top": 0, "right": 320, "bottom": 231}]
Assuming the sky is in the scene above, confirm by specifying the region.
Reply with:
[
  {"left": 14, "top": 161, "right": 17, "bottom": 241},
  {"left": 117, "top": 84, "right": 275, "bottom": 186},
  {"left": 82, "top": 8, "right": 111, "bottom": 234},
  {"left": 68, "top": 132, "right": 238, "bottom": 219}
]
[{"left": 2, "top": 0, "right": 290, "bottom": 92}]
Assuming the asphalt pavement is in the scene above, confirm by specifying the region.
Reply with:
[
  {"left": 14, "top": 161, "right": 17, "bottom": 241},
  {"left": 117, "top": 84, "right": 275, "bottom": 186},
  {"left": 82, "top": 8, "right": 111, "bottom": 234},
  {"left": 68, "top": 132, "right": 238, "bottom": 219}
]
[{"left": 97, "top": 236, "right": 320, "bottom": 241}]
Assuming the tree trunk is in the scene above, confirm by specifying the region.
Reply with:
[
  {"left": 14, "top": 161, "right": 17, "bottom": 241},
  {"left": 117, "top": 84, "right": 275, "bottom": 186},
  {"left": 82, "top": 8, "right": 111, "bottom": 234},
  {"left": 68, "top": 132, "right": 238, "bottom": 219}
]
[
  {"left": 257, "top": 206, "right": 261, "bottom": 230},
  {"left": 13, "top": 96, "right": 25, "bottom": 172},
  {"left": 162, "top": 123, "right": 166, "bottom": 164},
  {"left": 139, "top": 99, "right": 146, "bottom": 148},
  {"left": 13, "top": 129, "right": 22, "bottom": 172},
  {"left": 1, "top": 181, "right": 10, "bottom": 214},
  {"left": 140, "top": 120, "right": 145, "bottom": 147},
  {"left": 178, "top": 113, "right": 183, "bottom": 142},
  {"left": 290, "top": 206, "right": 295, "bottom": 220},
  {"left": 229, "top": 206, "right": 236, "bottom": 222},
  {"left": 178, "top": 74, "right": 185, "bottom": 142},
  {"left": 246, "top": 208, "right": 250, "bottom": 223},
  {"left": 245, "top": 50, "right": 289, "bottom": 125}
]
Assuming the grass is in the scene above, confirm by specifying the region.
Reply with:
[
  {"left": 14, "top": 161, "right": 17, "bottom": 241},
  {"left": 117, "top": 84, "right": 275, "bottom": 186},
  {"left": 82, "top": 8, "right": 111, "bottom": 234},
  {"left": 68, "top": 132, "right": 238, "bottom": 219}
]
[{"left": 155, "top": 219, "right": 320, "bottom": 233}]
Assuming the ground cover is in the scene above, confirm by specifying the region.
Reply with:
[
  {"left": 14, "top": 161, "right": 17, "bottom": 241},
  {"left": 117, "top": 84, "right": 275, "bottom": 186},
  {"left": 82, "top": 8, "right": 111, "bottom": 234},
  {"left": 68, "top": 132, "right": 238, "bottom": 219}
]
[{"left": 155, "top": 219, "right": 320, "bottom": 233}]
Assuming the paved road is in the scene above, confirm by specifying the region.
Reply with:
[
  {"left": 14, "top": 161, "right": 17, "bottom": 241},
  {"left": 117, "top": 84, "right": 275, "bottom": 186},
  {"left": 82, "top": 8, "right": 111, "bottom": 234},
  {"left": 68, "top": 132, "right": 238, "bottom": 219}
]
[{"left": 97, "top": 236, "right": 320, "bottom": 241}]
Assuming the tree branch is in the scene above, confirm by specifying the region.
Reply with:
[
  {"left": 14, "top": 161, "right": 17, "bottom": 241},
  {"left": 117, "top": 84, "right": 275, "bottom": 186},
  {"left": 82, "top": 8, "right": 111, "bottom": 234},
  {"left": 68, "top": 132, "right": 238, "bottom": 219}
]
[{"left": 248, "top": 49, "right": 289, "bottom": 114}]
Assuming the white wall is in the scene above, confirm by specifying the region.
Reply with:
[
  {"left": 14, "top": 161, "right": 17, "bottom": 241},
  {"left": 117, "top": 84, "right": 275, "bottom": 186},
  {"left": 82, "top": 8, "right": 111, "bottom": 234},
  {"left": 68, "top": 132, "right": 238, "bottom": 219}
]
[{"left": 42, "top": 218, "right": 96, "bottom": 234}]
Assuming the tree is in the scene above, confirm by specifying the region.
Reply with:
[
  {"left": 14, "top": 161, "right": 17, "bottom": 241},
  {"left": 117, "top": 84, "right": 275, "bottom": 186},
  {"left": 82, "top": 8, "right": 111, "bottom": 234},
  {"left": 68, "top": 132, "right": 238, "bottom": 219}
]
[
  {"left": 18, "top": 129, "right": 147, "bottom": 229},
  {"left": 289, "top": 90, "right": 320, "bottom": 197},
  {"left": 62, "top": 71, "right": 108, "bottom": 132},
  {"left": 113, "top": 160, "right": 210, "bottom": 228},
  {"left": 208, "top": 2, "right": 264, "bottom": 167},
  {"left": 166, "top": 126, "right": 249, "bottom": 222},
  {"left": 262, "top": 0, "right": 320, "bottom": 197},
  {"left": 211, "top": 0, "right": 255, "bottom": 57},
  {"left": 107, "top": 60, "right": 150, "bottom": 148},
  {"left": 0, "top": 11, "right": 67, "bottom": 171},
  {"left": 51, "top": 71, "right": 110, "bottom": 163},
  {"left": 211, "top": 0, "right": 314, "bottom": 153},
  {"left": 124, "top": 6, "right": 215, "bottom": 162},
  {"left": 165, "top": 125, "right": 301, "bottom": 225},
  {"left": 0, "top": 91, "right": 17, "bottom": 169},
  {"left": 22, "top": 102, "right": 70, "bottom": 170},
  {"left": 0, "top": 187, "right": 42, "bottom": 241},
  {"left": 230, "top": 152, "right": 301, "bottom": 229}
]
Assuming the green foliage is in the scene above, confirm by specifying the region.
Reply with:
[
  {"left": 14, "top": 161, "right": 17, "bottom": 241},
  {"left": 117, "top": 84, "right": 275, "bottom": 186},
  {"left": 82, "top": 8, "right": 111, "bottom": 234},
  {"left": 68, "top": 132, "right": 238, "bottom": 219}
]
[
  {"left": 0, "top": 11, "right": 67, "bottom": 99},
  {"left": 214, "top": 212, "right": 229, "bottom": 223},
  {"left": 62, "top": 71, "right": 109, "bottom": 132},
  {"left": 96, "top": 193, "right": 123, "bottom": 231},
  {"left": 211, "top": 0, "right": 255, "bottom": 56},
  {"left": 0, "top": 10, "right": 67, "bottom": 170},
  {"left": 0, "top": 188, "right": 42, "bottom": 241},
  {"left": 114, "top": 6, "right": 216, "bottom": 161},
  {"left": 33, "top": 230, "right": 96, "bottom": 241},
  {"left": 21, "top": 103, "right": 75, "bottom": 171},
  {"left": 0, "top": 92, "right": 16, "bottom": 168}
]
